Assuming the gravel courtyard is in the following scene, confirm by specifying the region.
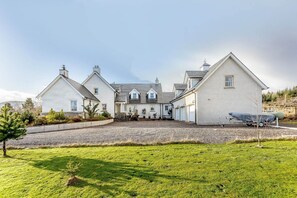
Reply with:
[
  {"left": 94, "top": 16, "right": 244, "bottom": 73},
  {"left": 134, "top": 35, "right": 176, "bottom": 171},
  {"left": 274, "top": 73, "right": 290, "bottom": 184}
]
[{"left": 8, "top": 121, "right": 297, "bottom": 148}]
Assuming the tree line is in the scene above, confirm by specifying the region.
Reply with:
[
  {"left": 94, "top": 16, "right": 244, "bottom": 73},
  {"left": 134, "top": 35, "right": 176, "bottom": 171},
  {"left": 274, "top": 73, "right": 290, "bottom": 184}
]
[{"left": 262, "top": 86, "right": 297, "bottom": 103}]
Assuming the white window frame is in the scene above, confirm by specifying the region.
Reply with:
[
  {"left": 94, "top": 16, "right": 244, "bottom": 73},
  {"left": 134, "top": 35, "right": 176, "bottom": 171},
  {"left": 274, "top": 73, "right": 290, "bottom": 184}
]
[
  {"left": 132, "top": 93, "right": 137, "bottom": 99},
  {"left": 225, "top": 75, "right": 234, "bottom": 88},
  {"left": 149, "top": 92, "right": 155, "bottom": 99},
  {"left": 70, "top": 100, "right": 77, "bottom": 112}
]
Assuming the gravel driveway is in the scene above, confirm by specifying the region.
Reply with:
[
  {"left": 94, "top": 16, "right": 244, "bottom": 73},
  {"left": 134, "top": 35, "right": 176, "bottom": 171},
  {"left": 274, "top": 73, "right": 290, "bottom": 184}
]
[{"left": 8, "top": 121, "right": 297, "bottom": 148}]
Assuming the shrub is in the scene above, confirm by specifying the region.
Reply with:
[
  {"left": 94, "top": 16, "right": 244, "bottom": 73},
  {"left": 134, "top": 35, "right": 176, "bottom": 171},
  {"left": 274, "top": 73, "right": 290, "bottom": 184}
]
[
  {"left": 46, "top": 109, "right": 57, "bottom": 123},
  {"left": 70, "top": 116, "right": 82, "bottom": 122},
  {"left": 20, "top": 110, "right": 35, "bottom": 125},
  {"left": 55, "top": 110, "right": 66, "bottom": 121},
  {"left": 46, "top": 109, "right": 68, "bottom": 124},
  {"left": 101, "top": 111, "right": 111, "bottom": 118},
  {"left": 115, "top": 113, "right": 127, "bottom": 121},
  {"left": 34, "top": 116, "right": 48, "bottom": 126}
]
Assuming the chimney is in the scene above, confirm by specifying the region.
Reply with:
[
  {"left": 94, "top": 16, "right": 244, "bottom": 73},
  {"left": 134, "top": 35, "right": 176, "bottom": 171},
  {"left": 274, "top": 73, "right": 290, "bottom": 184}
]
[
  {"left": 93, "top": 65, "right": 101, "bottom": 74},
  {"left": 201, "top": 60, "right": 210, "bottom": 71},
  {"left": 155, "top": 77, "right": 159, "bottom": 84},
  {"left": 59, "top": 65, "right": 69, "bottom": 78}
]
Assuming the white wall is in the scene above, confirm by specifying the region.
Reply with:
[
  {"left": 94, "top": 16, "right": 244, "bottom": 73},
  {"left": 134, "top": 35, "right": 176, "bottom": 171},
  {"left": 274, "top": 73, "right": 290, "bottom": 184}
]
[
  {"left": 41, "top": 78, "right": 84, "bottom": 113},
  {"left": 124, "top": 104, "right": 162, "bottom": 118},
  {"left": 172, "top": 93, "right": 196, "bottom": 122},
  {"left": 197, "top": 57, "right": 263, "bottom": 125},
  {"left": 83, "top": 73, "right": 115, "bottom": 117},
  {"left": 161, "top": 103, "right": 173, "bottom": 118}
]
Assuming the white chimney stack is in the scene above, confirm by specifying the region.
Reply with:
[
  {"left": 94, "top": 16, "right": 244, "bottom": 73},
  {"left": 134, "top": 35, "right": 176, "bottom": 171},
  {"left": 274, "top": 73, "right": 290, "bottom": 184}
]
[
  {"left": 59, "top": 65, "right": 69, "bottom": 78},
  {"left": 93, "top": 65, "right": 101, "bottom": 74},
  {"left": 201, "top": 60, "right": 210, "bottom": 71}
]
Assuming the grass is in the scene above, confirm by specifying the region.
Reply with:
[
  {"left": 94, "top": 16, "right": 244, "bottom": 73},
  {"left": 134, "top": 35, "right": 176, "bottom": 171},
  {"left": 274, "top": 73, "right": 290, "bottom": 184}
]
[{"left": 1, "top": 141, "right": 297, "bottom": 197}]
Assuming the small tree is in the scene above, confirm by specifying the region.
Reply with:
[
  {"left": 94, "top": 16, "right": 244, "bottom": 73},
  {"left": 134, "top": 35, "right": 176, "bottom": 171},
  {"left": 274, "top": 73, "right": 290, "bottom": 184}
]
[
  {"left": 83, "top": 103, "right": 99, "bottom": 119},
  {"left": 22, "top": 98, "right": 34, "bottom": 110},
  {"left": 0, "top": 105, "right": 27, "bottom": 157},
  {"left": 65, "top": 160, "right": 81, "bottom": 186}
]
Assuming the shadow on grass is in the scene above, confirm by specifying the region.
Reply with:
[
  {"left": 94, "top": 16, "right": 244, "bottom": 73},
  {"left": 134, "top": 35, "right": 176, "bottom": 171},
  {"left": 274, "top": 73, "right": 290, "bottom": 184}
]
[{"left": 30, "top": 156, "right": 186, "bottom": 196}]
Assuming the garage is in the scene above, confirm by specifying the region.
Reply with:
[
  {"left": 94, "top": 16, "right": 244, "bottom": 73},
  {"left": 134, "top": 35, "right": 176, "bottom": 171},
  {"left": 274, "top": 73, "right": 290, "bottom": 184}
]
[
  {"left": 188, "top": 105, "right": 195, "bottom": 122},
  {"left": 175, "top": 108, "right": 180, "bottom": 120},
  {"left": 180, "top": 107, "right": 186, "bottom": 121}
]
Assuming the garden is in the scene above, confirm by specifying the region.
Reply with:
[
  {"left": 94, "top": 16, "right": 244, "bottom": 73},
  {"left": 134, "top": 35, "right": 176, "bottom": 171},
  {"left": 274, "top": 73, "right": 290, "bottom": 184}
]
[{"left": 5, "top": 98, "right": 112, "bottom": 127}]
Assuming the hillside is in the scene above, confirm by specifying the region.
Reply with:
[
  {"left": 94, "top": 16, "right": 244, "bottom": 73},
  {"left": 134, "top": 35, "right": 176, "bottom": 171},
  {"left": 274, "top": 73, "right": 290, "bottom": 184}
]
[
  {"left": 262, "top": 86, "right": 297, "bottom": 118},
  {"left": 262, "top": 86, "right": 297, "bottom": 105}
]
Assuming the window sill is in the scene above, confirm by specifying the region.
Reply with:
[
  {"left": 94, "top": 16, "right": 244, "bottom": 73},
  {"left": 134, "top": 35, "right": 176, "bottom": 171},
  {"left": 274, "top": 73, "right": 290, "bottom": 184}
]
[{"left": 224, "top": 86, "right": 235, "bottom": 89}]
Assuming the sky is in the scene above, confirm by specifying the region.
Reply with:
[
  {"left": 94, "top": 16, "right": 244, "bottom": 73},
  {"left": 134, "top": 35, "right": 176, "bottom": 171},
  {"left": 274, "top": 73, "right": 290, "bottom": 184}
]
[{"left": 0, "top": 0, "right": 296, "bottom": 102}]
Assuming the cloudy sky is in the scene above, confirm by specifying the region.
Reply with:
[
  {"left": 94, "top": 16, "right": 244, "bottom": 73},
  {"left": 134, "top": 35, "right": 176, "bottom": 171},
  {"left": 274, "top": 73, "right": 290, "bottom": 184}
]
[{"left": 0, "top": 0, "right": 296, "bottom": 102}]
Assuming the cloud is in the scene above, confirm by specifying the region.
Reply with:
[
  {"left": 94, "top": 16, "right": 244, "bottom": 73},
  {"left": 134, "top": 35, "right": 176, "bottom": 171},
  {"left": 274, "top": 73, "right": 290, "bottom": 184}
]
[{"left": 0, "top": 89, "right": 36, "bottom": 103}]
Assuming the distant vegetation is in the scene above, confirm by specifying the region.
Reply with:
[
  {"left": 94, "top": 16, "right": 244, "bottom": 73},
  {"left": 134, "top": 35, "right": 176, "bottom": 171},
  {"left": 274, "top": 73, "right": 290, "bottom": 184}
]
[{"left": 262, "top": 86, "right": 297, "bottom": 103}]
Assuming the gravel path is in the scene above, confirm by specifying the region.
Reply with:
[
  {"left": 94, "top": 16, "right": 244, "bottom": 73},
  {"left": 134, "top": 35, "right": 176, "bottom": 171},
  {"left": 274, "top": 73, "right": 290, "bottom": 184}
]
[{"left": 8, "top": 121, "right": 297, "bottom": 148}]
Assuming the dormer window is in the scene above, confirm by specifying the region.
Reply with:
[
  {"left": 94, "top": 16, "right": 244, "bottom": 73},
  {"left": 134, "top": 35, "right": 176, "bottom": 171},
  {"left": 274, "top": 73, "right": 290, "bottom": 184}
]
[
  {"left": 129, "top": 89, "right": 140, "bottom": 100},
  {"left": 147, "top": 88, "right": 157, "bottom": 100},
  {"left": 149, "top": 92, "right": 155, "bottom": 99}
]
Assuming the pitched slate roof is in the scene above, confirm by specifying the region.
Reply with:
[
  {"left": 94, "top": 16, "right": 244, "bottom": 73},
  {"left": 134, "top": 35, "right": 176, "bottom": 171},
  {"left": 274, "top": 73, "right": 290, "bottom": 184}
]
[
  {"left": 160, "top": 92, "right": 175, "bottom": 103},
  {"left": 64, "top": 77, "right": 99, "bottom": 101},
  {"left": 171, "top": 52, "right": 268, "bottom": 103},
  {"left": 185, "top": 71, "right": 208, "bottom": 78},
  {"left": 173, "top": 83, "right": 187, "bottom": 90},
  {"left": 111, "top": 83, "right": 174, "bottom": 104}
]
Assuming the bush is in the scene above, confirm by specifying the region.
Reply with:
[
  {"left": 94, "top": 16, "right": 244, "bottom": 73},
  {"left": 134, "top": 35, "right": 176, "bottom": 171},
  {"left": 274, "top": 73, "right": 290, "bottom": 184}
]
[
  {"left": 101, "top": 111, "right": 112, "bottom": 118},
  {"left": 55, "top": 109, "right": 66, "bottom": 121},
  {"left": 20, "top": 110, "right": 35, "bottom": 125},
  {"left": 34, "top": 116, "right": 48, "bottom": 126},
  {"left": 46, "top": 109, "right": 68, "bottom": 124},
  {"left": 70, "top": 116, "right": 82, "bottom": 122}
]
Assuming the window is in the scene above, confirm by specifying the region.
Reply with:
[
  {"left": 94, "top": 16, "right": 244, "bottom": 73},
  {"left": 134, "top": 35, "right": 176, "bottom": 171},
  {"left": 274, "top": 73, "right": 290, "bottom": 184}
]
[
  {"left": 132, "top": 93, "right": 137, "bottom": 99},
  {"left": 151, "top": 107, "right": 155, "bottom": 111},
  {"left": 71, "top": 100, "right": 77, "bottom": 111},
  {"left": 102, "top": 104, "right": 107, "bottom": 111},
  {"left": 165, "top": 105, "right": 168, "bottom": 111},
  {"left": 94, "top": 88, "right": 98, "bottom": 95},
  {"left": 225, "top": 75, "right": 234, "bottom": 87},
  {"left": 149, "top": 92, "right": 155, "bottom": 99}
]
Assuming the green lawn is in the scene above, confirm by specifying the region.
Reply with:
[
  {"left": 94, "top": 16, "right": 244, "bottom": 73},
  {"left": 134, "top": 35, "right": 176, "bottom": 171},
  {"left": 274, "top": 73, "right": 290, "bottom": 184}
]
[{"left": 1, "top": 142, "right": 297, "bottom": 197}]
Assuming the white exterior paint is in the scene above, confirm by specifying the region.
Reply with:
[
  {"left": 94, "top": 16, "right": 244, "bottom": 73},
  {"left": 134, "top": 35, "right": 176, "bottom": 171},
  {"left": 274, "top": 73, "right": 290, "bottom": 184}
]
[
  {"left": 172, "top": 92, "right": 195, "bottom": 122},
  {"left": 171, "top": 53, "right": 267, "bottom": 125},
  {"left": 125, "top": 104, "right": 161, "bottom": 118},
  {"left": 196, "top": 58, "right": 263, "bottom": 125},
  {"left": 188, "top": 105, "right": 195, "bottom": 122},
  {"left": 41, "top": 77, "right": 84, "bottom": 113},
  {"left": 83, "top": 73, "right": 115, "bottom": 117}
]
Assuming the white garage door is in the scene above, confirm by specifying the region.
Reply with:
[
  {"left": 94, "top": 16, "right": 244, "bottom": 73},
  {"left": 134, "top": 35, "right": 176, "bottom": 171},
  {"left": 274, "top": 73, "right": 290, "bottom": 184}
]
[
  {"left": 175, "top": 109, "right": 180, "bottom": 120},
  {"left": 180, "top": 107, "right": 186, "bottom": 121},
  {"left": 189, "top": 105, "right": 195, "bottom": 122}
]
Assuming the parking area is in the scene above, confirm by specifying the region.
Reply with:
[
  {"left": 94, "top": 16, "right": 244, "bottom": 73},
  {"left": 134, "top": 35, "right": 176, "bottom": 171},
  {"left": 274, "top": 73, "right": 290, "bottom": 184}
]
[{"left": 8, "top": 120, "right": 297, "bottom": 148}]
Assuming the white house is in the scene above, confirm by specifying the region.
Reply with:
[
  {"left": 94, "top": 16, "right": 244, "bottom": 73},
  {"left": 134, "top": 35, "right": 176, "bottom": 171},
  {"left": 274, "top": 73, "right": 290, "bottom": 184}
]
[
  {"left": 171, "top": 52, "right": 268, "bottom": 125},
  {"left": 37, "top": 66, "right": 174, "bottom": 118},
  {"left": 37, "top": 66, "right": 100, "bottom": 115},
  {"left": 111, "top": 80, "right": 175, "bottom": 119},
  {"left": 82, "top": 66, "right": 116, "bottom": 117}
]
